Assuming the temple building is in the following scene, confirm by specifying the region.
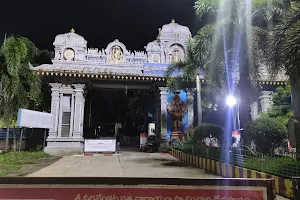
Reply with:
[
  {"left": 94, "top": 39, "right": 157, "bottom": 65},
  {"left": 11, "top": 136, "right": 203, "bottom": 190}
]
[{"left": 31, "top": 20, "right": 288, "bottom": 155}]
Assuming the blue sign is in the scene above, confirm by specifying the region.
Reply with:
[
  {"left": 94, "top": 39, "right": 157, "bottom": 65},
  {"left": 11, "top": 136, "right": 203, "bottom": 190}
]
[{"left": 143, "top": 63, "right": 182, "bottom": 77}]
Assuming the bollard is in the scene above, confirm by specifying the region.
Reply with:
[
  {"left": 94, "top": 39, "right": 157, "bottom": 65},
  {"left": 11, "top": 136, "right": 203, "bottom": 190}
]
[{"left": 292, "top": 177, "right": 300, "bottom": 200}]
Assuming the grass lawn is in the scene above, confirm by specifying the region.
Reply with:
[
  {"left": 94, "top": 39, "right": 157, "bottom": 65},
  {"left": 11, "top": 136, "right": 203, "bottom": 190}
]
[
  {"left": 245, "top": 156, "right": 300, "bottom": 177},
  {"left": 176, "top": 145, "right": 300, "bottom": 178},
  {"left": 0, "top": 151, "right": 50, "bottom": 176}
]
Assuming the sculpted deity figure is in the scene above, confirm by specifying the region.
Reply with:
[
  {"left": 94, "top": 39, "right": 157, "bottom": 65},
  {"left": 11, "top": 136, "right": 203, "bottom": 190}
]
[
  {"left": 173, "top": 50, "right": 180, "bottom": 63},
  {"left": 167, "top": 94, "right": 188, "bottom": 132},
  {"left": 152, "top": 54, "right": 160, "bottom": 63},
  {"left": 170, "top": 48, "right": 183, "bottom": 63},
  {"left": 108, "top": 45, "right": 124, "bottom": 63}
]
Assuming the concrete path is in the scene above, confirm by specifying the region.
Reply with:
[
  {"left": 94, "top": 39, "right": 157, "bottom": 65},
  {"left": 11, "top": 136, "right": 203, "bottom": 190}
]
[
  {"left": 28, "top": 152, "right": 218, "bottom": 178},
  {"left": 28, "top": 151, "right": 289, "bottom": 200}
]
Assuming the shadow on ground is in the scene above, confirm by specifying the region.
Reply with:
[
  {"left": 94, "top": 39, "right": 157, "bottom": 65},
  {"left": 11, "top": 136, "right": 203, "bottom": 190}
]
[
  {"left": 162, "top": 161, "right": 191, "bottom": 167},
  {"left": 130, "top": 157, "right": 194, "bottom": 168}
]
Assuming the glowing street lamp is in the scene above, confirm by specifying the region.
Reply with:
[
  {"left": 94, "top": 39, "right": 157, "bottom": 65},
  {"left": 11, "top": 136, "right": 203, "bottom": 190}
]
[
  {"left": 226, "top": 95, "right": 240, "bottom": 130},
  {"left": 226, "top": 95, "right": 237, "bottom": 107}
]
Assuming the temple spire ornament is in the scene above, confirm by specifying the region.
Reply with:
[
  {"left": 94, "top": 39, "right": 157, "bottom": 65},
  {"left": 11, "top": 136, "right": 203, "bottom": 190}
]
[{"left": 70, "top": 28, "right": 75, "bottom": 33}]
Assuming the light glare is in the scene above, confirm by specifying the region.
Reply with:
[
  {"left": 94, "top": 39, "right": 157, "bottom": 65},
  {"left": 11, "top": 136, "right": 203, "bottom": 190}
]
[{"left": 226, "top": 95, "right": 237, "bottom": 107}]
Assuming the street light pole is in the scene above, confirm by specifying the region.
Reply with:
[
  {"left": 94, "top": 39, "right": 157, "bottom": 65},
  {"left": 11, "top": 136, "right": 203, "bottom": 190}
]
[
  {"left": 226, "top": 95, "right": 241, "bottom": 130},
  {"left": 237, "top": 104, "right": 241, "bottom": 130},
  {"left": 196, "top": 74, "right": 202, "bottom": 124}
]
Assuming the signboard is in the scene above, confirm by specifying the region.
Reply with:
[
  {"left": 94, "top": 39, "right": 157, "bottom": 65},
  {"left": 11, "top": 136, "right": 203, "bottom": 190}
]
[
  {"left": 142, "top": 64, "right": 204, "bottom": 77},
  {"left": 232, "top": 131, "right": 241, "bottom": 147},
  {"left": 0, "top": 185, "right": 268, "bottom": 200},
  {"left": 140, "top": 133, "right": 147, "bottom": 148},
  {"left": 143, "top": 63, "right": 182, "bottom": 77},
  {"left": 0, "top": 177, "right": 275, "bottom": 200},
  {"left": 148, "top": 123, "right": 155, "bottom": 136},
  {"left": 17, "top": 108, "right": 54, "bottom": 129},
  {"left": 84, "top": 139, "right": 116, "bottom": 153}
]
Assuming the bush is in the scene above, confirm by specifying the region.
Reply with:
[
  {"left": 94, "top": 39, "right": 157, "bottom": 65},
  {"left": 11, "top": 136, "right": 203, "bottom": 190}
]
[
  {"left": 194, "top": 123, "right": 224, "bottom": 141},
  {"left": 185, "top": 133, "right": 196, "bottom": 145},
  {"left": 244, "top": 117, "right": 288, "bottom": 154}
]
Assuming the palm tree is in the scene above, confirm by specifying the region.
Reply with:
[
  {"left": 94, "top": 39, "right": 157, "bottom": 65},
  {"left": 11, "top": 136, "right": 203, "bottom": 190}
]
[
  {"left": 167, "top": 0, "right": 283, "bottom": 127},
  {"left": 0, "top": 36, "right": 41, "bottom": 151},
  {"left": 266, "top": 1, "right": 300, "bottom": 152}
]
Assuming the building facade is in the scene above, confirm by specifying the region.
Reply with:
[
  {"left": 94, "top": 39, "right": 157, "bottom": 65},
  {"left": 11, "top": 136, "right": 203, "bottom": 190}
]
[{"left": 32, "top": 20, "right": 288, "bottom": 155}]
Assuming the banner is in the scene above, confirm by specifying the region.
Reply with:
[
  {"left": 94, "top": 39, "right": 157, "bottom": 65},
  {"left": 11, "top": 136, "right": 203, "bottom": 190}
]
[
  {"left": 84, "top": 139, "right": 116, "bottom": 153},
  {"left": 0, "top": 177, "right": 274, "bottom": 200},
  {"left": 0, "top": 186, "right": 268, "bottom": 200},
  {"left": 17, "top": 108, "right": 54, "bottom": 129},
  {"left": 143, "top": 63, "right": 182, "bottom": 77}
]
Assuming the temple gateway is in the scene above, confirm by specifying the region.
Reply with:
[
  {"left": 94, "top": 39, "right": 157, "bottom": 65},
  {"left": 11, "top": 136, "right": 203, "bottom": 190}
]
[{"left": 32, "top": 20, "right": 288, "bottom": 155}]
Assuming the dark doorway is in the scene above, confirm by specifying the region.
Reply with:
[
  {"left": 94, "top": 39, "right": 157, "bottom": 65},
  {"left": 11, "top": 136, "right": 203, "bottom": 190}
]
[{"left": 83, "top": 88, "right": 157, "bottom": 147}]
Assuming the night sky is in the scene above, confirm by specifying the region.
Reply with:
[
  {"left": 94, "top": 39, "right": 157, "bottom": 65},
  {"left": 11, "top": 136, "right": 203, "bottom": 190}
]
[{"left": 0, "top": 0, "right": 199, "bottom": 51}]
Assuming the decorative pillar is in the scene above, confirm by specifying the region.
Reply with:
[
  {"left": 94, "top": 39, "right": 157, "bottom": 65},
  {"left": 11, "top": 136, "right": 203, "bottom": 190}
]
[
  {"left": 159, "top": 87, "right": 168, "bottom": 141},
  {"left": 250, "top": 101, "right": 259, "bottom": 120},
  {"left": 186, "top": 88, "right": 195, "bottom": 127},
  {"left": 155, "top": 95, "right": 161, "bottom": 133},
  {"left": 72, "top": 84, "right": 85, "bottom": 139},
  {"left": 196, "top": 75, "right": 202, "bottom": 124},
  {"left": 80, "top": 91, "right": 85, "bottom": 134},
  {"left": 48, "top": 83, "right": 62, "bottom": 138},
  {"left": 69, "top": 93, "right": 75, "bottom": 137},
  {"left": 45, "top": 83, "right": 85, "bottom": 155},
  {"left": 259, "top": 91, "right": 273, "bottom": 113},
  {"left": 57, "top": 93, "right": 63, "bottom": 137},
  {"left": 160, "top": 43, "right": 165, "bottom": 63}
]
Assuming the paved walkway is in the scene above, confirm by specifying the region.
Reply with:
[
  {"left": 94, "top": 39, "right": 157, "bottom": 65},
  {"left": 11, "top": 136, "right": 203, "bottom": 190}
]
[
  {"left": 28, "top": 152, "right": 218, "bottom": 178},
  {"left": 28, "top": 151, "right": 289, "bottom": 200}
]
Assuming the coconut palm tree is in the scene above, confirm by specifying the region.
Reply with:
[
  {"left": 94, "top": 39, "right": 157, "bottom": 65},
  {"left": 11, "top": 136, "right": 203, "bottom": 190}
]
[
  {"left": 266, "top": 1, "right": 300, "bottom": 152},
  {"left": 0, "top": 36, "right": 41, "bottom": 151},
  {"left": 167, "top": 0, "right": 284, "bottom": 127}
]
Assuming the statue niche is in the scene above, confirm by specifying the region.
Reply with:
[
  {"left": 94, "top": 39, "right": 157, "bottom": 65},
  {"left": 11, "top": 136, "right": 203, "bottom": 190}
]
[
  {"left": 169, "top": 45, "right": 184, "bottom": 63},
  {"left": 167, "top": 94, "right": 188, "bottom": 139},
  {"left": 108, "top": 45, "right": 124, "bottom": 64}
]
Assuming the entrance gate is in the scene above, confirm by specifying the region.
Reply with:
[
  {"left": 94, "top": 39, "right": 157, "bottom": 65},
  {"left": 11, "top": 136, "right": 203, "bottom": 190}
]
[{"left": 31, "top": 21, "right": 196, "bottom": 155}]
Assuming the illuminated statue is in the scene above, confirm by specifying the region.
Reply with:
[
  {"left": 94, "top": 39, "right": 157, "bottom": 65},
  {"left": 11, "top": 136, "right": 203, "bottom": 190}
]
[
  {"left": 167, "top": 94, "right": 188, "bottom": 132},
  {"left": 173, "top": 50, "right": 180, "bottom": 63},
  {"left": 108, "top": 45, "right": 123, "bottom": 63},
  {"left": 153, "top": 55, "right": 160, "bottom": 63}
]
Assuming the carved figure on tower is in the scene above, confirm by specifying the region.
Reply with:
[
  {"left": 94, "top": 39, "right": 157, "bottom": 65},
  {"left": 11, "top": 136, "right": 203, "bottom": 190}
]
[
  {"left": 108, "top": 45, "right": 124, "bottom": 63},
  {"left": 167, "top": 94, "right": 188, "bottom": 133},
  {"left": 173, "top": 50, "right": 180, "bottom": 63}
]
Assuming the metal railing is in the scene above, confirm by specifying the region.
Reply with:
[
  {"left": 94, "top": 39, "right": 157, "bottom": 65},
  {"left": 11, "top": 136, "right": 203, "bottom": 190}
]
[{"left": 173, "top": 143, "right": 300, "bottom": 178}]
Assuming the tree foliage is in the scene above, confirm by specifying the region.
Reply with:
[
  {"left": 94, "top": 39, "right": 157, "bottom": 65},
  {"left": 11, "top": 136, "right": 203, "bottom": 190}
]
[
  {"left": 167, "top": 0, "right": 283, "bottom": 98},
  {"left": 244, "top": 117, "right": 288, "bottom": 153},
  {"left": 0, "top": 37, "right": 42, "bottom": 125},
  {"left": 266, "top": 1, "right": 300, "bottom": 121},
  {"left": 267, "top": 2, "right": 300, "bottom": 82},
  {"left": 265, "top": 85, "right": 292, "bottom": 126}
]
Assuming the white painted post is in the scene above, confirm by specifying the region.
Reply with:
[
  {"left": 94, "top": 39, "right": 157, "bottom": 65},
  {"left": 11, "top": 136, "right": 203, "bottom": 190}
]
[{"left": 48, "top": 83, "right": 62, "bottom": 138}]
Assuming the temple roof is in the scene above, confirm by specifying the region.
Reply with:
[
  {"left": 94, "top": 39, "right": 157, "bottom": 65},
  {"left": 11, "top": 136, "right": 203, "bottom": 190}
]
[
  {"left": 145, "top": 40, "right": 160, "bottom": 52},
  {"left": 53, "top": 28, "right": 87, "bottom": 47},
  {"left": 30, "top": 23, "right": 287, "bottom": 83},
  {"left": 159, "top": 19, "right": 192, "bottom": 39}
]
